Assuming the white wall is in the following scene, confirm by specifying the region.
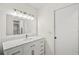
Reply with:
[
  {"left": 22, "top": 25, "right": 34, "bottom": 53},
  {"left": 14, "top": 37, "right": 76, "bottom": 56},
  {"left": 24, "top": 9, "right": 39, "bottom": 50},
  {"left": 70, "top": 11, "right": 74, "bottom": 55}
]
[
  {"left": 0, "top": 11, "right": 6, "bottom": 42},
  {"left": 0, "top": 3, "right": 37, "bottom": 42},
  {"left": 38, "top": 3, "right": 73, "bottom": 55},
  {"left": 6, "top": 15, "right": 25, "bottom": 35}
]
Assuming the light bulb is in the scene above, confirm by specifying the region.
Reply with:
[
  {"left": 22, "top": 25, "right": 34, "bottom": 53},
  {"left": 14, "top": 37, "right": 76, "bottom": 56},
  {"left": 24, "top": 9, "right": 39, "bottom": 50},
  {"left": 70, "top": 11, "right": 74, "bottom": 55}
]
[
  {"left": 11, "top": 12, "right": 17, "bottom": 16},
  {"left": 27, "top": 15, "right": 31, "bottom": 19},
  {"left": 30, "top": 17, "right": 34, "bottom": 20},
  {"left": 19, "top": 14, "right": 23, "bottom": 18},
  {"left": 23, "top": 14, "right": 28, "bottom": 18}
]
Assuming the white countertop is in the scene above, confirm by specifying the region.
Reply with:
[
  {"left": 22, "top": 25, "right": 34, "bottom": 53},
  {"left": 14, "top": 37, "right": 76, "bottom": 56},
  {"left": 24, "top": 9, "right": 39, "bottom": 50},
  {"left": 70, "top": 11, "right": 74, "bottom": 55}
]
[{"left": 3, "top": 36, "right": 43, "bottom": 50}]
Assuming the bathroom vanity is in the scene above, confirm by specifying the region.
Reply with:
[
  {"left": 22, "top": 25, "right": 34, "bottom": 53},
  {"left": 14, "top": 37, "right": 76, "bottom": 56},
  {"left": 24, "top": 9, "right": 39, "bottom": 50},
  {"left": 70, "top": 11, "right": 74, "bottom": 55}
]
[
  {"left": 2, "top": 10, "right": 43, "bottom": 55},
  {"left": 3, "top": 36, "right": 45, "bottom": 55}
]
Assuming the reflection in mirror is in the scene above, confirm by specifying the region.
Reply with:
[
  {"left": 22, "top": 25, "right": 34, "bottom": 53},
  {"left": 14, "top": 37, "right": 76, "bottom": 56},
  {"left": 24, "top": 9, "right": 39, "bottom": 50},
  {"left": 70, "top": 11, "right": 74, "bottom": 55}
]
[
  {"left": 6, "top": 14, "right": 25, "bottom": 35},
  {"left": 6, "top": 14, "right": 37, "bottom": 36},
  {"left": 13, "top": 20, "right": 21, "bottom": 34}
]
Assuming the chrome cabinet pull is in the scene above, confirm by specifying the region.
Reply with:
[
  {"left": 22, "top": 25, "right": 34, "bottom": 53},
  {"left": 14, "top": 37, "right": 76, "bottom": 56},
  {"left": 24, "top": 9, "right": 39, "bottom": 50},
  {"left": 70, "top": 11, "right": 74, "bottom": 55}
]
[
  {"left": 40, "top": 49, "right": 44, "bottom": 52},
  {"left": 40, "top": 41, "right": 43, "bottom": 43},
  {"left": 40, "top": 45, "right": 44, "bottom": 47},
  {"left": 31, "top": 50, "right": 34, "bottom": 55},
  {"left": 30, "top": 44, "right": 35, "bottom": 47}
]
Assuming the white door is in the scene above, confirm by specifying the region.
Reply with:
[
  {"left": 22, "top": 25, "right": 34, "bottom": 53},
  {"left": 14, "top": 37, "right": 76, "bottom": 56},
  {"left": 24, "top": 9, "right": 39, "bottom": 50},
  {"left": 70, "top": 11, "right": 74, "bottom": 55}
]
[{"left": 55, "top": 5, "right": 78, "bottom": 55}]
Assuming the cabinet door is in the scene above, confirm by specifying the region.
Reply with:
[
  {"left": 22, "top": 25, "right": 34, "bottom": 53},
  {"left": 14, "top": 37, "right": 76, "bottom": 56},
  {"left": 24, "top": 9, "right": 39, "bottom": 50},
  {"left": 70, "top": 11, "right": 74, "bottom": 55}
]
[
  {"left": 23, "top": 43, "right": 31, "bottom": 55},
  {"left": 24, "top": 39, "right": 44, "bottom": 55},
  {"left": 34, "top": 39, "right": 44, "bottom": 55},
  {"left": 4, "top": 45, "right": 24, "bottom": 55},
  {"left": 24, "top": 42, "right": 36, "bottom": 55},
  {"left": 39, "top": 39, "right": 44, "bottom": 55}
]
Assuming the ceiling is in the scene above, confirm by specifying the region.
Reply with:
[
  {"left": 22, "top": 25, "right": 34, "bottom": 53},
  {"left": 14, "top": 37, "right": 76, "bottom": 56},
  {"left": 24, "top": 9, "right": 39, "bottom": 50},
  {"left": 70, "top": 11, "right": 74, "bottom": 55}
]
[
  {"left": 27, "top": 3, "right": 49, "bottom": 10},
  {"left": 27, "top": 3, "right": 72, "bottom": 10}
]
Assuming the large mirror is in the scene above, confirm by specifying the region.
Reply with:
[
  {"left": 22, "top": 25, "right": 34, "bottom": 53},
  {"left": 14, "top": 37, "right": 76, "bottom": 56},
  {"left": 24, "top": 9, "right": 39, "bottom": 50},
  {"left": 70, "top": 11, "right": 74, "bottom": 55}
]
[{"left": 6, "top": 14, "right": 37, "bottom": 36}]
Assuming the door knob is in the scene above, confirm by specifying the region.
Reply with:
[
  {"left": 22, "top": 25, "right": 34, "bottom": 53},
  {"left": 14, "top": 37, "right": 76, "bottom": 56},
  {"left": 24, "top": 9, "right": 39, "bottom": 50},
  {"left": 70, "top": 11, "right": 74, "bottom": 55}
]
[{"left": 54, "top": 36, "right": 57, "bottom": 39}]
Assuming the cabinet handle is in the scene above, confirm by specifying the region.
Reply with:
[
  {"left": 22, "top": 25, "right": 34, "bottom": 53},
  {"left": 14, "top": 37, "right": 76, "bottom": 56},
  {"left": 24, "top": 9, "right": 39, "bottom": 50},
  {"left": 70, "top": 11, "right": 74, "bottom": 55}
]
[
  {"left": 40, "top": 49, "right": 44, "bottom": 52},
  {"left": 40, "top": 45, "right": 44, "bottom": 47},
  {"left": 40, "top": 41, "right": 43, "bottom": 43},
  {"left": 31, "top": 50, "right": 34, "bottom": 55},
  {"left": 30, "top": 44, "right": 35, "bottom": 47},
  {"left": 12, "top": 51, "right": 20, "bottom": 55}
]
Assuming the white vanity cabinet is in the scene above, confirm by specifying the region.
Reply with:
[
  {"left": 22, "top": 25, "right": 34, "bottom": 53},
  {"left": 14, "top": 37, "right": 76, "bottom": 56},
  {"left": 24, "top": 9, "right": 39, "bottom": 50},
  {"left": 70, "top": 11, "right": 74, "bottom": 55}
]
[
  {"left": 34, "top": 39, "right": 44, "bottom": 55},
  {"left": 4, "top": 45, "right": 24, "bottom": 55},
  {"left": 23, "top": 42, "right": 36, "bottom": 55},
  {"left": 4, "top": 38, "right": 44, "bottom": 55},
  {"left": 23, "top": 39, "right": 44, "bottom": 55}
]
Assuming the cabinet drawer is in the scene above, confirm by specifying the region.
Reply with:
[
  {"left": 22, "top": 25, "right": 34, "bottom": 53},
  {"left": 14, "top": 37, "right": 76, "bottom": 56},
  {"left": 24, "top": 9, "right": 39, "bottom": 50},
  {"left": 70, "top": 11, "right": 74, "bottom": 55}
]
[
  {"left": 40, "top": 44, "right": 44, "bottom": 47},
  {"left": 37, "top": 39, "right": 44, "bottom": 49},
  {"left": 24, "top": 42, "right": 36, "bottom": 55},
  {"left": 40, "top": 48, "right": 44, "bottom": 52},
  {"left": 33, "top": 39, "right": 44, "bottom": 55},
  {"left": 30, "top": 43, "right": 36, "bottom": 48},
  {"left": 24, "top": 39, "right": 45, "bottom": 55},
  {"left": 4, "top": 45, "right": 23, "bottom": 55}
]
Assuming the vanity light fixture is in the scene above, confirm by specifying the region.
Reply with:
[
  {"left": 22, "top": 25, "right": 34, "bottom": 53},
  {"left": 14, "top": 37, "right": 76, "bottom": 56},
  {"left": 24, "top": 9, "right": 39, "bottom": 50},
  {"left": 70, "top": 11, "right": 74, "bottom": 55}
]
[
  {"left": 18, "top": 13, "right": 23, "bottom": 18},
  {"left": 10, "top": 12, "right": 17, "bottom": 17},
  {"left": 27, "top": 15, "right": 31, "bottom": 19},
  {"left": 22, "top": 14, "right": 29, "bottom": 19},
  {"left": 30, "top": 16, "right": 34, "bottom": 20},
  {"left": 11, "top": 8, "right": 35, "bottom": 20}
]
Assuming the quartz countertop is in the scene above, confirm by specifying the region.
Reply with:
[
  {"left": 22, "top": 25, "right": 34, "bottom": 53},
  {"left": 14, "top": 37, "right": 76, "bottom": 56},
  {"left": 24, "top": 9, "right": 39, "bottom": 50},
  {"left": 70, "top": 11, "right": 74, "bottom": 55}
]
[{"left": 3, "top": 36, "right": 43, "bottom": 50}]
